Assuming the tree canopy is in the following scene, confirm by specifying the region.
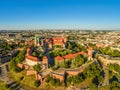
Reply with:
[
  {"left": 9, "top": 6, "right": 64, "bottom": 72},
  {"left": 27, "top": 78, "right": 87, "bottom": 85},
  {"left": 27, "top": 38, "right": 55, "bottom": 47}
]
[{"left": 33, "top": 64, "right": 42, "bottom": 72}]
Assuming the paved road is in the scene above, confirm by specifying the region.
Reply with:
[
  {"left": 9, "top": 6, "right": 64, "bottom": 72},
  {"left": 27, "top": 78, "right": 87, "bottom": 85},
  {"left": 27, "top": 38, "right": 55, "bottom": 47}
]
[
  {"left": 95, "top": 57, "right": 109, "bottom": 86},
  {"left": 103, "top": 65, "right": 109, "bottom": 85}
]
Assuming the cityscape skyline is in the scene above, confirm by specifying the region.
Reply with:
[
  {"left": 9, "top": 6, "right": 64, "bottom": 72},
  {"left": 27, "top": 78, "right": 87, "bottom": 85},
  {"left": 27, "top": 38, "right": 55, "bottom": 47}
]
[{"left": 0, "top": 0, "right": 120, "bottom": 30}]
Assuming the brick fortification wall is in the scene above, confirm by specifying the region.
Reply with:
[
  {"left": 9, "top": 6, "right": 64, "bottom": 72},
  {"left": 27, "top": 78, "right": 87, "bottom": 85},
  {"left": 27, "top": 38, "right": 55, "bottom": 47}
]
[
  {"left": 50, "top": 61, "right": 94, "bottom": 82},
  {"left": 50, "top": 72, "right": 65, "bottom": 82},
  {"left": 65, "top": 70, "right": 79, "bottom": 75}
]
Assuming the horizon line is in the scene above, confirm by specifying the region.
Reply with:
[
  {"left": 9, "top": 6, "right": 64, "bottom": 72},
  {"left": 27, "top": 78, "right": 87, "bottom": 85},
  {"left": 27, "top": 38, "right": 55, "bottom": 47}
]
[{"left": 0, "top": 29, "right": 120, "bottom": 31}]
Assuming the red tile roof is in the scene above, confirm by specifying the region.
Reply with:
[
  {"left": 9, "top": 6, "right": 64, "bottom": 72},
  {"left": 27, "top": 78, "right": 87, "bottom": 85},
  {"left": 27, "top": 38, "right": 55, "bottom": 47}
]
[
  {"left": 53, "top": 41, "right": 64, "bottom": 45},
  {"left": 72, "top": 53, "right": 78, "bottom": 57},
  {"left": 63, "top": 54, "right": 74, "bottom": 60},
  {"left": 87, "top": 46, "right": 93, "bottom": 50},
  {"left": 52, "top": 37, "right": 63, "bottom": 40},
  {"left": 26, "top": 47, "right": 39, "bottom": 62},
  {"left": 55, "top": 56, "right": 64, "bottom": 61},
  {"left": 55, "top": 51, "right": 87, "bottom": 62},
  {"left": 26, "top": 55, "right": 39, "bottom": 62},
  {"left": 42, "top": 56, "right": 48, "bottom": 60}
]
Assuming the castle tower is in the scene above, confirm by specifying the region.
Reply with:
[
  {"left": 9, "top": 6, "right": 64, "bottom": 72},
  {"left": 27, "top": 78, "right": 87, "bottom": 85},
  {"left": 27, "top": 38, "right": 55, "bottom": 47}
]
[
  {"left": 87, "top": 46, "right": 93, "bottom": 60},
  {"left": 62, "top": 34, "right": 67, "bottom": 43},
  {"left": 41, "top": 39, "right": 44, "bottom": 46},
  {"left": 37, "top": 38, "right": 40, "bottom": 46},
  {"left": 34, "top": 36, "right": 37, "bottom": 46}
]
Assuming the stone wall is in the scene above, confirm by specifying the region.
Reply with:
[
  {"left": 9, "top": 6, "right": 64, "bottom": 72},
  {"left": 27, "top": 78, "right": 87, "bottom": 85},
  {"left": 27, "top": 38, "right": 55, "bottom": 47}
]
[
  {"left": 0, "top": 56, "right": 11, "bottom": 64},
  {"left": 17, "top": 63, "right": 29, "bottom": 70},
  {"left": 98, "top": 55, "right": 120, "bottom": 65},
  {"left": 107, "top": 60, "right": 120, "bottom": 65},
  {"left": 50, "top": 72, "right": 65, "bottom": 82},
  {"left": 66, "top": 70, "right": 79, "bottom": 75},
  {"left": 50, "top": 61, "right": 94, "bottom": 82}
]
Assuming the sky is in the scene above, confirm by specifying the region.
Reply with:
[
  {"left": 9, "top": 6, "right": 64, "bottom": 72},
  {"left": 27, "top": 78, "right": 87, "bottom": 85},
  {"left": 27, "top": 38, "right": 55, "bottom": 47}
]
[{"left": 0, "top": 0, "right": 120, "bottom": 30}]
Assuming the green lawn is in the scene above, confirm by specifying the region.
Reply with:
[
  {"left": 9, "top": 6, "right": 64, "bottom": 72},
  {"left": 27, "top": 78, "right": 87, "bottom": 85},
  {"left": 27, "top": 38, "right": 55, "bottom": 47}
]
[
  {"left": 0, "top": 80, "right": 10, "bottom": 90},
  {"left": 8, "top": 69, "right": 26, "bottom": 82},
  {"left": 78, "top": 78, "right": 93, "bottom": 88},
  {"left": 98, "top": 85, "right": 110, "bottom": 90},
  {"left": 8, "top": 69, "right": 37, "bottom": 89},
  {"left": 21, "top": 74, "right": 36, "bottom": 88}
]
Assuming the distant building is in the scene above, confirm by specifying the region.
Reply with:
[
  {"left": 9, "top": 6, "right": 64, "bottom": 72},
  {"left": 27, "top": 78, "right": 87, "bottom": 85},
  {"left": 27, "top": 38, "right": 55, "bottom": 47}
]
[
  {"left": 0, "top": 49, "right": 17, "bottom": 64},
  {"left": 45, "top": 36, "right": 67, "bottom": 48},
  {"left": 25, "top": 40, "right": 34, "bottom": 46},
  {"left": 0, "top": 55, "right": 11, "bottom": 64},
  {"left": 8, "top": 34, "right": 16, "bottom": 38}
]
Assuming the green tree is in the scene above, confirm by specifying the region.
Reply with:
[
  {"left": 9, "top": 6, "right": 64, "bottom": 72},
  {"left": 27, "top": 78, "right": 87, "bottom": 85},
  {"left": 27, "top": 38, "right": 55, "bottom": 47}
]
[
  {"left": 10, "top": 58, "right": 22, "bottom": 72},
  {"left": 92, "top": 75, "right": 104, "bottom": 85},
  {"left": 45, "top": 75, "right": 62, "bottom": 86},
  {"left": 32, "top": 52, "right": 37, "bottom": 56},
  {"left": 66, "top": 75, "right": 83, "bottom": 85},
  {"left": 33, "top": 64, "right": 42, "bottom": 72},
  {"left": 38, "top": 53, "right": 43, "bottom": 59},
  {"left": 82, "top": 63, "right": 102, "bottom": 78},
  {"left": 67, "top": 41, "right": 73, "bottom": 49},
  {"left": 34, "top": 80, "right": 40, "bottom": 87},
  {"left": 110, "top": 81, "right": 120, "bottom": 90},
  {"left": 89, "top": 83, "right": 97, "bottom": 90}
]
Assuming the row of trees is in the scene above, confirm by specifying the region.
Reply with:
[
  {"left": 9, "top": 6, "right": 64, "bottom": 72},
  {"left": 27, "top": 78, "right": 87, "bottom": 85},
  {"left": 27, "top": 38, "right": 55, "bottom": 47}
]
[
  {"left": 72, "top": 55, "right": 87, "bottom": 67},
  {"left": 110, "top": 81, "right": 120, "bottom": 90},
  {"left": 109, "top": 64, "right": 120, "bottom": 74},
  {"left": 63, "top": 55, "right": 87, "bottom": 68},
  {"left": 67, "top": 36, "right": 79, "bottom": 40},
  {"left": 109, "top": 64, "right": 120, "bottom": 84},
  {"left": 0, "top": 40, "right": 20, "bottom": 50},
  {"left": 33, "top": 64, "right": 42, "bottom": 72},
  {"left": 82, "top": 63, "right": 103, "bottom": 78},
  {"left": 66, "top": 41, "right": 87, "bottom": 52},
  {"left": 98, "top": 47, "right": 120, "bottom": 57},
  {"left": 49, "top": 42, "right": 87, "bottom": 58},
  {"left": 49, "top": 49, "right": 72, "bottom": 58},
  {"left": 32, "top": 49, "right": 44, "bottom": 60},
  {"left": 100, "top": 81, "right": 120, "bottom": 90},
  {"left": 66, "top": 75, "right": 83, "bottom": 85}
]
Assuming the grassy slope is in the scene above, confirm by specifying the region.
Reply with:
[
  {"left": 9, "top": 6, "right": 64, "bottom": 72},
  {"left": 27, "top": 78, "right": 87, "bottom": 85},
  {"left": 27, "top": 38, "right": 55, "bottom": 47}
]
[
  {"left": 0, "top": 80, "right": 10, "bottom": 90},
  {"left": 8, "top": 69, "right": 36, "bottom": 89}
]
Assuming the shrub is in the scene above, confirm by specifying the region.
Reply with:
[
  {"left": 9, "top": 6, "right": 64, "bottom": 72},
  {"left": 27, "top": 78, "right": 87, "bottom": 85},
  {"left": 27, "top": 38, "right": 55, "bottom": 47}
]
[{"left": 34, "top": 80, "right": 40, "bottom": 87}]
